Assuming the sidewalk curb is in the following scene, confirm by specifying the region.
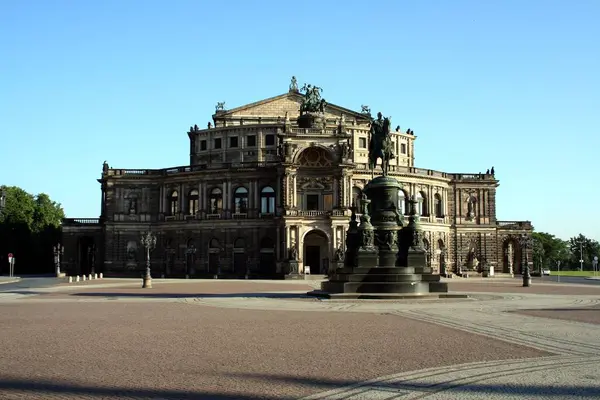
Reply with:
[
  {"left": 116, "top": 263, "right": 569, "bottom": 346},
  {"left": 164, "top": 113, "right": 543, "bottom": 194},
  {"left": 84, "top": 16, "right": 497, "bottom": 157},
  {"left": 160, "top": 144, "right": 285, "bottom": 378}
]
[{"left": 0, "top": 279, "right": 20, "bottom": 285}]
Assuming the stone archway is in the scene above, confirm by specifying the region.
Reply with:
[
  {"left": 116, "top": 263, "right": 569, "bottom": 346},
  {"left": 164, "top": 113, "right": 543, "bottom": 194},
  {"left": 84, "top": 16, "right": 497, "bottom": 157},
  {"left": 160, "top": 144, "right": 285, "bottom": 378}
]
[
  {"left": 233, "top": 237, "right": 247, "bottom": 274},
  {"left": 437, "top": 239, "right": 446, "bottom": 275},
  {"left": 258, "top": 237, "right": 276, "bottom": 275},
  {"left": 303, "top": 229, "right": 329, "bottom": 274}
]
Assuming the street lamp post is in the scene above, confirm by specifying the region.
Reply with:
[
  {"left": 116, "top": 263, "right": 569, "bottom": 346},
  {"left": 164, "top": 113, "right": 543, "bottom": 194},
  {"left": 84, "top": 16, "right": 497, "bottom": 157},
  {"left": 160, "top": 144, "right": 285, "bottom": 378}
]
[
  {"left": 519, "top": 234, "right": 532, "bottom": 287},
  {"left": 53, "top": 243, "right": 64, "bottom": 277},
  {"left": 140, "top": 231, "right": 157, "bottom": 289},
  {"left": 185, "top": 244, "right": 196, "bottom": 279}
]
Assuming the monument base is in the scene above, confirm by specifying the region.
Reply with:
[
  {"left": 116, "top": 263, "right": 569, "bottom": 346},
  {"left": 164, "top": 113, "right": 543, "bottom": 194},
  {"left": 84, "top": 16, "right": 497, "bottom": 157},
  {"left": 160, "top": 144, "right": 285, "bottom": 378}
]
[
  {"left": 320, "top": 266, "right": 448, "bottom": 295},
  {"left": 297, "top": 112, "right": 324, "bottom": 129},
  {"left": 307, "top": 291, "right": 468, "bottom": 300}
]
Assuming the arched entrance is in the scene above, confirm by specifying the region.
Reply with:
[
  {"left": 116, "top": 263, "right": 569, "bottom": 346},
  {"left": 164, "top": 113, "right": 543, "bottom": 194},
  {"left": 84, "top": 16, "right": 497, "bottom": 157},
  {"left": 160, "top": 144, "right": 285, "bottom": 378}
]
[
  {"left": 233, "top": 237, "right": 247, "bottom": 273},
  {"left": 303, "top": 230, "right": 329, "bottom": 274},
  {"left": 258, "top": 237, "right": 276, "bottom": 275},
  {"left": 208, "top": 238, "right": 221, "bottom": 274},
  {"left": 503, "top": 237, "right": 522, "bottom": 274}
]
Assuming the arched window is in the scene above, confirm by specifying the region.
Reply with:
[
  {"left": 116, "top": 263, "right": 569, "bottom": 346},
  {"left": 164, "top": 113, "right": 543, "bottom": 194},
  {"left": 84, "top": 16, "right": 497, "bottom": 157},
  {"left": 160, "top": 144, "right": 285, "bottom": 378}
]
[
  {"left": 398, "top": 189, "right": 409, "bottom": 215},
  {"left": 352, "top": 187, "right": 362, "bottom": 212},
  {"left": 209, "top": 187, "right": 223, "bottom": 213},
  {"left": 418, "top": 191, "right": 428, "bottom": 216},
  {"left": 415, "top": 192, "right": 423, "bottom": 216},
  {"left": 434, "top": 193, "right": 443, "bottom": 217},
  {"left": 188, "top": 189, "right": 199, "bottom": 215},
  {"left": 169, "top": 191, "right": 178, "bottom": 215},
  {"left": 234, "top": 238, "right": 246, "bottom": 249},
  {"left": 261, "top": 186, "right": 275, "bottom": 214},
  {"left": 234, "top": 187, "right": 248, "bottom": 213}
]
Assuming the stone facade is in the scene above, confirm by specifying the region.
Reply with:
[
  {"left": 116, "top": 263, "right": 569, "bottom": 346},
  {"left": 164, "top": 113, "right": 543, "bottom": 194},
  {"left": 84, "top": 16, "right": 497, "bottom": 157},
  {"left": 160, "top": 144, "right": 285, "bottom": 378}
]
[{"left": 62, "top": 81, "right": 533, "bottom": 278}]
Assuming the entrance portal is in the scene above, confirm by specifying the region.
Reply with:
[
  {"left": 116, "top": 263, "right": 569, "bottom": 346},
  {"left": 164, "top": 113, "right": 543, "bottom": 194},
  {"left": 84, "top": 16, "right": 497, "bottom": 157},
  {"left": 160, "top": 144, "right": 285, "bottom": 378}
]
[
  {"left": 306, "top": 246, "right": 320, "bottom": 274},
  {"left": 303, "top": 230, "right": 329, "bottom": 274}
]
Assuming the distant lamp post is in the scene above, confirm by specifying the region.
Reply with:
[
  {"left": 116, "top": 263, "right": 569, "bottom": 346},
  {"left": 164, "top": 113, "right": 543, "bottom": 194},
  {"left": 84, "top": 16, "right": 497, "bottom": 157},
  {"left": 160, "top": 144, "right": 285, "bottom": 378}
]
[
  {"left": 53, "top": 243, "right": 64, "bottom": 277},
  {"left": 87, "top": 244, "right": 96, "bottom": 276},
  {"left": 141, "top": 231, "right": 157, "bottom": 289},
  {"left": 579, "top": 240, "right": 584, "bottom": 271},
  {"left": 0, "top": 188, "right": 6, "bottom": 216},
  {"left": 519, "top": 234, "right": 533, "bottom": 287},
  {"left": 185, "top": 244, "right": 197, "bottom": 278}
]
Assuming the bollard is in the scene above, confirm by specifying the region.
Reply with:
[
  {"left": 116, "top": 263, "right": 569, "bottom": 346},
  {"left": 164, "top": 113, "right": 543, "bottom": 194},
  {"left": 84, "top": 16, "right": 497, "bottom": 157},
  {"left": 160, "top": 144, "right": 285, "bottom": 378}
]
[
  {"left": 76, "top": 276, "right": 80, "bottom": 282},
  {"left": 99, "top": 273, "right": 103, "bottom": 279},
  {"left": 68, "top": 276, "right": 73, "bottom": 283},
  {"left": 94, "top": 273, "right": 98, "bottom": 279},
  {"left": 82, "top": 275, "right": 86, "bottom": 281}
]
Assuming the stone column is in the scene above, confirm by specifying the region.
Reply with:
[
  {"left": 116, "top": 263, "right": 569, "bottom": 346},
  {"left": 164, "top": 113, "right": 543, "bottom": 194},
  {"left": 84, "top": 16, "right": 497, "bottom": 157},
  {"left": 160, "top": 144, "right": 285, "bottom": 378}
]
[
  {"left": 159, "top": 186, "right": 164, "bottom": 213},
  {"left": 292, "top": 173, "right": 297, "bottom": 208}
]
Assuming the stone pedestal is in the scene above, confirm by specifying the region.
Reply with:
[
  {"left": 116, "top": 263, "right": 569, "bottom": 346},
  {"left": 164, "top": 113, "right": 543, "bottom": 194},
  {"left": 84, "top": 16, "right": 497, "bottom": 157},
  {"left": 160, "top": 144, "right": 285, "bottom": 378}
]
[
  {"left": 297, "top": 112, "right": 324, "bottom": 129},
  {"left": 284, "top": 260, "right": 303, "bottom": 280},
  {"left": 316, "top": 175, "right": 449, "bottom": 297}
]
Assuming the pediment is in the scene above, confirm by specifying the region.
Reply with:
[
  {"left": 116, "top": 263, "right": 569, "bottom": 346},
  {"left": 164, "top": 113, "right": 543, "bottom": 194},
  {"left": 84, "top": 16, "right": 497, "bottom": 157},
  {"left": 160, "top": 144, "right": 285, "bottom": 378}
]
[{"left": 216, "top": 92, "right": 369, "bottom": 121}]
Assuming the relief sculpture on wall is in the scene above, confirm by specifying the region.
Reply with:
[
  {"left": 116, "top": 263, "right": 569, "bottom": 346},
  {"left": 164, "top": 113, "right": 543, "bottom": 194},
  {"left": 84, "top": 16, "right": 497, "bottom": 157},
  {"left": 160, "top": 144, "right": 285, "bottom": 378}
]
[{"left": 126, "top": 241, "right": 137, "bottom": 263}]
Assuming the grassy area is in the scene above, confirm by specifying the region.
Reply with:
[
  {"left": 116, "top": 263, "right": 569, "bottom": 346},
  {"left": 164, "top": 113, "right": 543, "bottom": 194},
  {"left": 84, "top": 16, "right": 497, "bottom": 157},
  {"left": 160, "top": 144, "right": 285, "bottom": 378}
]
[{"left": 548, "top": 270, "right": 600, "bottom": 277}]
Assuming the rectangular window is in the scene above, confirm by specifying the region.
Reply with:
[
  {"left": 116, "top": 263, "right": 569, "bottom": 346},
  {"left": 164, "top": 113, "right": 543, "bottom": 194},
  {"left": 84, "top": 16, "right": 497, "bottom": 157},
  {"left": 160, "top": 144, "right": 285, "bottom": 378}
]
[
  {"left": 359, "top": 138, "right": 367, "bottom": 148},
  {"left": 323, "top": 194, "right": 333, "bottom": 211},
  {"left": 306, "top": 194, "right": 319, "bottom": 211},
  {"left": 229, "top": 137, "right": 238, "bottom": 148},
  {"left": 200, "top": 140, "right": 207, "bottom": 151},
  {"left": 189, "top": 199, "right": 199, "bottom": 215},
  {"left": 247, "top": 135, "right": 256, "bottom": 147},
  {"left": 261, "top": 197, "right": 275, "bottom": 213},
  {"left": 265, "top": 134, "right": 275, "bottom": 146},
  {"left": 400, "top": 143, "right": 406, "bottom": 154},
  {"left": 214, "top": 138, "right": 222, "bottom": 149}
]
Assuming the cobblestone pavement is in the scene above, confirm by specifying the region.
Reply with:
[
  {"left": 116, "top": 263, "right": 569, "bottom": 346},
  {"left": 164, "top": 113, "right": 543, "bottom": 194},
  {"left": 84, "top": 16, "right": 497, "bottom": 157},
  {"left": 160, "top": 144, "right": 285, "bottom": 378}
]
[{"left": 0, "top": 279, "right": 599, "bottom": 399}]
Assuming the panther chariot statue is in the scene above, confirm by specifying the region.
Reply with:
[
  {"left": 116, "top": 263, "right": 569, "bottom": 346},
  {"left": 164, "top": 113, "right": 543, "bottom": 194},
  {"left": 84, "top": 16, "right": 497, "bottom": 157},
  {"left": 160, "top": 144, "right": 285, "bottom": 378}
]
[
  {"left": 368, "top": 112, "right": 395, "bottom": 176},
  {"left": 297, "top": 83, "right": 327, "bottom": 128}
]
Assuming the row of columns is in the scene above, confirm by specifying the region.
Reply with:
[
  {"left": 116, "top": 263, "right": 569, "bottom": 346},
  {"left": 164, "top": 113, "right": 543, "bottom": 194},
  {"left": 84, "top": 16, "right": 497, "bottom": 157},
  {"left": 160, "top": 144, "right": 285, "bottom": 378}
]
[{"left": 158, "top": 180, "right": 266, "bottom": 214}]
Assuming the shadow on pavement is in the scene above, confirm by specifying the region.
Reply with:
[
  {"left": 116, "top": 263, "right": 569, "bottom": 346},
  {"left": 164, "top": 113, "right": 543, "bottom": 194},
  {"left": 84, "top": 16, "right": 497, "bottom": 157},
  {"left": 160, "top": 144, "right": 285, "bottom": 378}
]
[
  {"left": 222, "top": 372, "right": 600, "bottom": 398},
  {"left": 71, "top": 292, "right": 314, "bottom": 299},
  {"left": 1, "top": 373, "right": 600, "bottom": 399},
  {"left": 0, "top": 376, "right": 289, "bottom": 399}
]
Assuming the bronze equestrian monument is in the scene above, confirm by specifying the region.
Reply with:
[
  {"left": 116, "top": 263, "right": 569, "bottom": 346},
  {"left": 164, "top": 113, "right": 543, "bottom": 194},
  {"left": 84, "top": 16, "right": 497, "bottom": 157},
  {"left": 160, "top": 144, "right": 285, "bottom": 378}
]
[{"left": 312, "top": 111, "right": 450, "bottom": 298}]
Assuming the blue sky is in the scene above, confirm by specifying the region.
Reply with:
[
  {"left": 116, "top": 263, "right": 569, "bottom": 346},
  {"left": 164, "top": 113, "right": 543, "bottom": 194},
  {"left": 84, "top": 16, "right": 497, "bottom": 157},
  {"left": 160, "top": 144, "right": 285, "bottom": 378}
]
[{"left": 1, "top": 0, "right": 598, "bottom": 241}]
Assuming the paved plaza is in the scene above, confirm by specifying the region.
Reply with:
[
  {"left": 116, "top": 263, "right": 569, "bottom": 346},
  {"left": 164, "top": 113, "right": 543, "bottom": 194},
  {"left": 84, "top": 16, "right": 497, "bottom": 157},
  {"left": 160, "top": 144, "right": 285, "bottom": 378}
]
[{"left": 0, "top": 277, "right": 599, "bottom": 399}]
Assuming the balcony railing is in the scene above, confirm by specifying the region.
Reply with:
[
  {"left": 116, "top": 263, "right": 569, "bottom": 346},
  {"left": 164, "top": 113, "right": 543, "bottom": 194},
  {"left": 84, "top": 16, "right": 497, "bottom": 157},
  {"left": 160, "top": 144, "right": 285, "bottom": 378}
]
[
  {"left": 105, "top": 161, "right": 279, "bottom": 178},
  {"left": 497, "top": 221, "right": 533, "bottom": 230},
  {"left": 62, "top": 218, "right": 101, "bottom": 225}
]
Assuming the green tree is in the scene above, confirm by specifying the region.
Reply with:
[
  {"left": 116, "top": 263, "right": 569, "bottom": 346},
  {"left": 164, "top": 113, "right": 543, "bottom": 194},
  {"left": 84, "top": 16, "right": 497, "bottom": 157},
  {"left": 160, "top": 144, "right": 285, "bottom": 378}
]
[
  {"left": 568, "top": 234, "right": 600, "bottom": 270},
  {"left": 532, "top": 232, "right": 570, "bottom": 269},
  {"left": 0, "top": 185, "right": 65, "bottom": 274}
]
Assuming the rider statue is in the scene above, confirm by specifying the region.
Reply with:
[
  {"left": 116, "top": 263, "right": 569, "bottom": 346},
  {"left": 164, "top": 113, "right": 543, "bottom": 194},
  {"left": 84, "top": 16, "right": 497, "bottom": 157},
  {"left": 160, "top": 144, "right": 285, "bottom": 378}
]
[{"left": 368, "top": 112, "right": 395, "bottom": 176}]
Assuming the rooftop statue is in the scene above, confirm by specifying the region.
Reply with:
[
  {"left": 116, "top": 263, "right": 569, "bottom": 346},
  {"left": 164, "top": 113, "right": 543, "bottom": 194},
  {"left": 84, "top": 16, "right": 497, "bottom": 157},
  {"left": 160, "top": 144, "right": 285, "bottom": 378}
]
[
  {"left": 299, "top": 83, "right": 326, "bottom": 114},
  {"left": 289, "top": 76, "right": 299, "bottom": 92}
]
